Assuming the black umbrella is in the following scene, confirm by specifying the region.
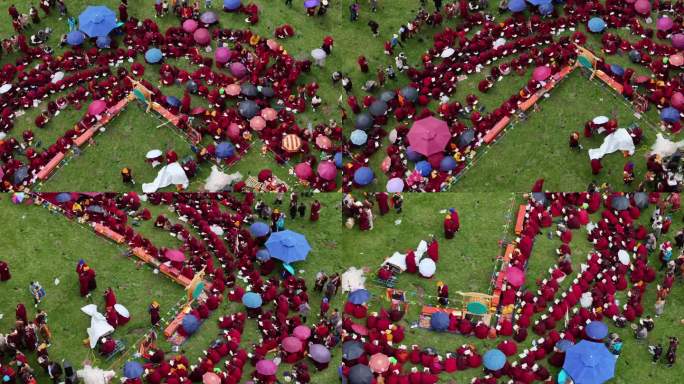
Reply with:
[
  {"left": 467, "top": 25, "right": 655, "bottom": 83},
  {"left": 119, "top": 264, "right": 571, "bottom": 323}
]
[
  {"left": 458, "top": 129, "right": 475, "bottom": 148},
  {"left": 12, "top": 165, "right": 29, "bottom": 184},
  {"left": 260, "top": 86, "right": 274, "bottom": 98},
  {"left": 186, "top": 80, "right": 198, "bottom": 94},
  {"left": 633, "top": 192, "right": 649, "bottom": 209},
  {"left": 240, "top": 83, "right": 258, "bottom": 98},
  {"left": 348, "top": 364, "right": 373, "bottom": 384},
  {"left": 531, "top": 192, "right": 547, "bottom": 205},
  {"left": 400, "top": 86, "right": 418, "bottom": 102},
  {"left": 611, "top": 195, "right": 630, "bottom": 211},
  {"left": 369, "top": 100, "right": 388, "bottom": 117},
  {"left": 354, "top": 112, "right": 373, "bottom": 131},
  {"left": 238, "top": 100, "right": 259, "bottom": 118},
  {"left": 628, "top": 50, "right": 641, "bottom": 63},
  {"left": 342, "top": 341, "right": 364, "bottom": 360},
  {"left": 379, "top": 90, "right": 395, "bottom": 103},
  {"left": 86, "top": 205, "right": 105, "bottom": 214}
]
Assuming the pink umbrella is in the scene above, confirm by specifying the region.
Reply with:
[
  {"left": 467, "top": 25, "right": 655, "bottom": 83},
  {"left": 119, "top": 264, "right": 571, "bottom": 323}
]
[
  {"left": 225, "top": 84, "right": 241, "bottom": 96},
  {"left": 293, "top": 325, "right": 311, "bottom": 341},
  {"left": 656, "top": 17, "right": 673, "bottom": 31},
  {"left": 260, "top": 107, "right": 277, "bottom": 121},
  {"left": 182, "top": 19, "right": 198, "bottom": 33},
  {"left": 255, "top": 360, "right": 277, "bottom": 376},
  {"left": 351, "top": 323, "right": 368, "bottom": 336},
  {"left": 266, "top": 39, "right": 281, "bottom": 51},
  {"left": 202, "top": 372, "right": 221, "bottom": 384},
  {"left": 250, "top": 116, "right": 266, "bottom": 131},
  {"left": 407, "top": 116, "right": 451, "bottom": 156},
  {"left": 317, "top": 161, "right": 337, "bottom": 180},
  {"left": 215, "top": 47, "right": 231, "bottom": 64},
  {"left": 672, "top": 92, "right": 684, "bottom": 110},
  {"left": 369, "top": 353, "right": 390, "bottom": 374},
  {"left": 380, "top": 156, "right": 391, "bottom": 172},
  {"left": 193, "top": 28, "right": 211, "bottom": 46},
  {"left": 88, "top": 100, "right": 107, "bottom": 115},
  {"left": 634, "top": 0, "right": 651, "bottom": 15},
  {"left": 506, "top": 266, "right": 525, "bottom": 288},
  {"left": 315, "top": 135, "right": 332, "bottom": 150},
  {"left": 227, "top": 123, "right": 241, "bottom": 140},
  {"left": 532, "top": 66, "right": 551, "bottom": 81},
  {"left": 294, "top": 162, "right": 313, "bottom": 180},
  {"left": 673, "top": 34, "right": 684, "bottom": 49},
  {"left": 165, "top": 249, "right": 186, "bottom": 262},
  {"left": 230, "top": 62, "right": 247, "bottom": 78},
  {"left": 670, "top": 54, "right": 683, "bottom": 67},
  {"left": 282, "top": 336, "right": 303, "bottom": 353}
]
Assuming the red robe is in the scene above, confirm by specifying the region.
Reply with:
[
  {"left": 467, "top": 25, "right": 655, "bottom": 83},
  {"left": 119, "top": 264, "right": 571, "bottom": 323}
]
[
  {"left": 427, "top": 240, "right": 439, "bottom": 261},
  {"left": 0, "top": 261, "right": 10, "bottom": 281},
  {"left": 309, "top": 201, "right": 321, "bottom": 221},
  {"left": 376, "top": 193, "right": 390, "bottom": 215},
  {"left": 405, "top": 250, "right": 417, "bottom": 273}
]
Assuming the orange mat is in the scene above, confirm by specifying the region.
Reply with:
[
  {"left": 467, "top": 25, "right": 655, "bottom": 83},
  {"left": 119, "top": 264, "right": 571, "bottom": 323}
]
[
  {"left": 164, "top": 312, "right": 185, "bottom": 337},
  {"left": 503, "top": 244, "right": 515, "bottom": 262},
  {"left": 74, "top": 127, "right": 98, "bottom": 147},
  {"left": 519, "top": 94, "right": 540, "bottom": 111},
  {"left": 93, "top": 223, "right": 125, "bottom": 243},
  {"left": 514, "top": 204, "right": 526, "bottom": 234},
  {"left": 132, "top": 247, "right": 153, "bottom": 263},
  {"left": 483, "top": 116, "right": 511, "bottom": 144},
  {"left": 36, "top": 152, "right": 65, "bottom": 180},
  {"left": 595, "top": 70, "right": 624, "bottom": 94}
]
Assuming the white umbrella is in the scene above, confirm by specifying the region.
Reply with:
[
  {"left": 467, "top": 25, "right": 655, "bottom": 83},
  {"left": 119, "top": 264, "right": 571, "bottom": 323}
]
[
  {"left": 493, "top": 38, "right": 507, "bottom": 48},
  {"left": 81, "top": 304, "right": 114, "bottom": 349},
  {"left": 113, "top": 303, "right": 129, "bottom": 318},
  {"left": 210, "top": 224, "right": 224, "bottom": 235},
  {"left": 146, "top": 149, "right": 163, "bottom": 159},
  {"left": 441, "top": 47, "right": 455, "bottom": 58},
  {"left": 580, "top": 292, "right": 593, "bottom": 308},
  {"left": 592, "top": 115, "right": 609, "bottom": 124},
  {"left": 51, "top": 71, "right": 65, "bottom": 84},
  {"left": 418, "top": 258, "right": 436, "bottom": 278},
  {"left": 311, "top": 48, "right": 327, "bottom": 66},
  {"left": 617, "top": 250, "right": 630, "bottom": 265},
  {"left": 388, "top": 129, "right": 397, "bottom": 144},
  {"left": 0, "top": 84, "right": 12, "bottom": 94}
]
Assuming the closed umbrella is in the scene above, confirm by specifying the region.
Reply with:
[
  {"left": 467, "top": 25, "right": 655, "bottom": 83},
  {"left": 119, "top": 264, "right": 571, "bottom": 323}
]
[
  {"left": 165, "top": 249, "right": 185, "bottom": 262},
  {"left": 181, "top": 314, "right": 200, "bottom": 334},
  {"left": 145, "top": 48, "right": 163, "bottom": 63},
  {"left": 255, "top": 360, "right": 277, "bottom": 376},
  {"left": 123, "top": 361, "right": 143, "bottom": 379},
  {"left": 260, "top": 108, "right": 277, "bottom": 121},
  {"left": 429, "top": 312, "right": 449, "bottom": 332},
  {"left": 418, "top": 258, "right": 436, "bottom": 277},
  {"left": 309, "top": 344, "right": 331, "bottom": 363},
  {"left": 386, "top": 177, "right": 404, "bottom": 193},
  {"left": 506, "top": 266, "right": 525, "bottom": 288},
  {"left": 265, "top": 230, "right": 311, "bottom": 263},
  {"left": 79, "top": 6, "right": 118, "bottom": 37},
  {"left": 532, "top": 66, "right": 551, "bottom": 81},
  {"left": 242, "top": 292, "right": 263, "bottom": 308},
  {"left": 407, "top": 116, "right": 451, "bottom": 156},
  {"left": 249, "top": 222, "right": 270, "bottom": 237},
  {"left": 353, "top": 167, "right": 374, "bottom": 186},
  {"left": 317, "top": 161, "right": 337, "bottom": 180},
  {"left": 200, "top": 11, "right": 218, "bottom": 24},
  {"left": 350, "top": 130, "right": 368, "bottom": 145},
  {"left": 369, "top": 100, "right": 388, "bottom": 117},
  {"left": 224, "top": 0, "right": 242, "bottom": 11},
  {"left": 293, "top": 325, "right": 311, "bottom": 340},
  {"left": 349, "top": 365, "right": 373, "bottom": 384},
  {"left": 354, "top": 113, "right": 373, "bottom": 131},
  {"left": 563, "top": 340, "right": 616, "bottom": 384},
  {"left": 238, "top": 100, "right": 259, "bottom": 118},
  {"left": 250, "top": 116, "right": 266, "bottom": 131},
  {"left": 282, "top": 336, "right": 303, "bottom": 353},
  {"left": 282, "top": 134, "right": 302, "bottom": 152},
  {"left": 348, "top": 289, "right": 370, "bottom": 304},
  {"left": 585, "top": 321, "right": 608, "bottom": 340},
  {"left": 483, "top": 349, "right": 506, "bottom": 370},
  {"left": 183, "top": 19, "right": 198, "bottom": 33},
  {"left": 294, "top": 162, "right": 313, "bottom": 180},
  {"left": 369, "top": 353, "right": 390, "bottom": 373},
  {"left": 588, "top": 17, "right": 606, "bottom": 33},
  {"left": 216, "top": 142, "right": 235, "bottom": 159}
]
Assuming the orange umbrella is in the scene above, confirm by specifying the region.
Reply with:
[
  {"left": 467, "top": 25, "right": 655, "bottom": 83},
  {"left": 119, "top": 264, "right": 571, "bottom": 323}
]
[
  {"left": 315, "top": 135, "right": 332, "bottom": 150},
  {"left": 250, "top": 116, "right": 266, "bottom": 131},
  {"left": 282, "top": 134, "right": 302, "bottom": 152},
  {"left": 260, "top": 107, "right": 277, "bottom": 121},
  {"left": 225, "top": 84, "right": 241, "bottom": 96}
]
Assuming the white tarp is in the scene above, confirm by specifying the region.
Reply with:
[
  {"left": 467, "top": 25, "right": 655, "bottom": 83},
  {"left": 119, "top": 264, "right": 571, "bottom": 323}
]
[
  {"left": 76, "top": 364, "right": 115, "bottom": 384},
  {"left": 588, "top": 128, "right": 635, "bottom": 160},
  {"left": 341, "top": 267, "right": 366, "bottom": 293},
  {"left": 81, "top": 304, "right": 114, "bottom": 349},
  {"left": 142, "top": 162, "right": 189, "bottom": 193},
  {"left": 383, "top": 252, "right": 407, "bottom": 271},
  {"left": 204, "top": 165, "right": 242, "bottom": 192},
  {"left": 650, "top": 133, "right": 684, "bottom": 158}
]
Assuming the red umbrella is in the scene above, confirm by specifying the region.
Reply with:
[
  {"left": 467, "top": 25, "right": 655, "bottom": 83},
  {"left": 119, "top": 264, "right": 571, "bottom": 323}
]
[
  {"left": 317, "top": 161, "right": 337, "bottom": 181},
  {"left": 315, "top": 135, "right": 332, "bottom": 150},
  {"left": 532, "top": 66, "right": 551, "bottom": 81},
  {"left": 350, "top": 323, "right": 368, "bottom": 336},
  {"left": 165, "top": 249, "right": 186, "bottom": 262},
  {"left": 294, "top": 162, "right": 313, "bottom": 179},
  {"left": 506, "top": 266, "right": 525, "bottom": 288},
  {"left": 225, "top": 84, "right": 241, "bottom": 96},
  {"left": 282, "top": 336, "right": 303, "bottom": 353},
  {"left": 88, "top": 100, "right": 107, "bottom": 115},
  {"left": 250, "top": 116, "right": 266, "bottom": 131},
  {"left": 369, "top": 353, "right": 390, "bottom": 373},
  {"left": 407, "top": 116, "right": 451, "bottom": 156},
  {"left": 260, "top": 107, "right": 277, "bottom": 121},
  {"left": 227, "top": 123, "right": 241, "bottom": 140}
]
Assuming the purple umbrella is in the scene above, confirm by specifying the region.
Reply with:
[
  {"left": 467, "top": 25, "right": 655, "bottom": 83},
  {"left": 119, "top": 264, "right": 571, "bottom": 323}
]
[
  {"left": 200, "top": 11, "right": 218, "bottom": 24},
  {"left": 386, "top": 177, "right": 404, "bottom": 193},
  {"left": 293, "top": 325, "right": 311, "bottom": 341},
  {"left": 215, "top": 47, "right": 231, "bottom": 64},
  {"left": 230, "top": 62, "right": 247, "bottom": 78},
  {"left": 316, "top": 161, "right": 337, "bottom": 181},
  {"left": 656, "top": 17, "right": 673, "bottom": 31},
  {"left": 309, "top": 344, "right": 331, "bottom": 363},
  {"left": 182, "top": 19, "right": 198, "bottom": 33},
  {"left": 255, "top": 360, "right": 277, "bottom": 376},
  {"left": 304, "top": 0, "right": 321, "bottom": 8}
]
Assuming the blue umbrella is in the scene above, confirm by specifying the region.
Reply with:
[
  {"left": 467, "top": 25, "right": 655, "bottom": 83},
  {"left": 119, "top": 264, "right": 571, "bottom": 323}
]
[
  {"left": 556, "top": 339, "right": 574, "bottom": 352},
  {"left": 348, "top": 289, "right": 370, "bottom": 305},
  {"left": 55, "top": 193, "right": 73, "bottom": 203},
  {"left": 145, "top": 48, "right": 163, "bottom": 63},
  {"left": 66, "top": 31, "right": 85, "bottom": 46},
  {"left": 123, "top": 361, "right": 143, "bottom": 379},
  {"left": 79, "top": 6, "right": 118, "bottom": 38},
  {"left": 304, "top": 0, "right": 321, "bottom": 8},
  {"left": 585, "top": 321, "right": 608, "bottom": 340},
  {"left": 661, "top": 107, "right": 680, "bottom": 123},
  {"left": 166, "top": 96, "right": 181, "bottom": 108},
  {"left": 439, "top": 156, "right": 457, "bottom": 172},
  {"left": 429, "top": 312, "right": 449, "bottom": 331},
  {"left": 256, "top": 248, "right": 271, "bottom": 261},
  {"left": 242, "top": 292, "right": 263, "bottom": 308},
  {"left": 249, "top": 222, "right": 270, "bottom": 237},
  {"left": 265, "top": 230, "right": 311, "bottom": 263},
  {"left": 610, "top": 64, "right": 624, "bottom": 77},
  {"left": 508, "top": 0, "right": 527, "bottom": 12},
  {"left": 334, "top": 152, "right": 343, "bottom": 168},
  {"left": 353, "top": 167, "right": 374, "bottom": 186},
  {"left": 538, "top": 2, "right": 554, "bottom": 15},
  {"left": 224, "top": 0, "right": 242, "bottom": 10},
  {"left": 406, "top": 146, "right": 423, "bottom": 162},
  {"left": 96, "top": 35, "right": 111, "bottom": 48},
  {"left": 483, "top": 349, "right": 507, "bottom": 371},
  {"left": 528, "top": 0, "right": 551, "bottom": 5},
  {"left": 563, "top": 340, "right": 616, "bottom": 384},
  {"left": 415, "top": 160, "right": 432, "bottom": 177},
  {"left": 354, "top": 112, "right": 373, "bottom": 131},
  {"left": 215, "top": 142, "right": 235, "bottom": 159},
  {"left": 181, "top": 314, "right": 200, "bottom": 334},
  {"left": 588, "top": 17, "right": 606, "bottom": 33},
  {"left": 350, "top": 129, "right": 368, "bottom": 145}
]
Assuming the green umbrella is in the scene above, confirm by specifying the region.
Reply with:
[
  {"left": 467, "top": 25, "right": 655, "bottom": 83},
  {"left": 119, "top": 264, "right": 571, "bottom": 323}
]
[{"left": 467, "top": 302, "right": 487, "bottom": 315}]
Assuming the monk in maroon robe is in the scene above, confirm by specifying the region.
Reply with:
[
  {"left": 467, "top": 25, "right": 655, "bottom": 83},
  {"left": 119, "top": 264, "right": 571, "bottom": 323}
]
[
  {"left": 376, "top": 192, "right": 390, "bottom": 215},
  {"left": 309, "top": 200, "right": 321, "bottom": 221},
  {"left": 0, "top": 260, "right": 10, "bottom": 281}
]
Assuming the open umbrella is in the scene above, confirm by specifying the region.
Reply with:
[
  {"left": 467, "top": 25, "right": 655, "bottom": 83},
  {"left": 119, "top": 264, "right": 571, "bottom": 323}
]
[
  {"left": 265, "top": 230, "right": 311, "bottom": 263},
  {"left": 400, "top": 87, "right": 418, "bottom": 102},
  {"left": 216, "top": 142, "right": 235, "bottom": 159},
  {"left": 508, "top": 0, "right": 527, "bottom": 12},
  {"left": 354, "top": 113, "right": 373, "bottom": 131},
  {"left": 657, "top": 16, "right": 674, "bottom": 31},
  {"left": 186, "top": 80, "right": 199, "bottom": 93},
  {"left": 429, "top": 312, "right": 449, "bottom": 332},
  {"left": 369, "top": 100, "right": 388, "bottom": 117},
  {"left": 309, "top": 344, "right": 331, "bottom": 363},
  {"left": 634, "top": 0, "right": 651, "bottom": 15},
  {"left": 369, "top": 353, "right": 390, "bottom": 373},
  {"left": 334, "top": 152, "right": 343, "bottom": 168},
  {"left": 123, "top": 361, "right": 143, "bottom": 379},
  {"left": 311, "top": 48, "right": 327, "bottom": 66},
  {"left": 88, "top": 100, "right": 107, "bottom": 115},
  {"left": 261, "top": 108, "right": 277, "bottom": 121},
  {"left": 670, "top": 54, "right": 684, "bottom": 67},
  {"left": 200, "top": 11, "right": 218, "bottom": 24},
  {"left": 202, "top": 372, "right": 221, "bottom": 384},
  {"left": 618, "top": 249, "right": 630, "bottom": 265},
  {"left": 349, "top": 365, "right": 373, "bottom": 384},
  {"left": 483, "top": 349, "right": 506, "bottom": 371},
  {"left": 249, "top": 222, "right": 270, "bottom": 237},
  {"left": 79, "top": 6, "right": 117, "bottom": 38},
  {"left": 350, "top": 130, "right": 368, "bottom": 146},
  {"left": 85, "top": 205, "right": 104, "bottom": 214},
  {"left": 317, "top": 161, "right": 337, "bottom": 180},
  {"left": 633, "top": 192, "right": 649, "bottom": 208},
  {"left": 96, "top": 35, "right": 111, "bottom": 48},
  {"left": 256, "top": 249, "right": 271, "bottom": 261},
  {"left": 315, "top": 135, "right": 332, "bottom": 150},
  {"left": 532, "top": 192, "right": 548, "bottom": 205},
  {"left": 55, "top": 193, "right": 73, "bottom": 203},
  {"left": 165, "top": 249, "right": 185, "bottom": 262},
  {"left": 506, "top": 266, "right": 525, "bottom": 288},
  {"left": 353, "top": 167, "right": 374, "bottom": 186},
  {"left": 407, "top": 116, "right": 451, "bottom": 157},
  {"left": 611, "top": 195, "right": 629, "bottom": 211},
  {"left": 241, "top": 83, "right": 258, "bottom": 98},
  {"left": 386, "top": 177, "right": 404, "bottom": 193},
  {"left": 439, "top": 156, "right": 457, "bottom": 172},
  {"left": 415, "top": 160, "right": 432, "bottom": 177},
  {"left": 67, "top": 30, "right": 85, "bottom": 46},
  {"left": 556, "top": 339, "right": 574, "bottom": 352},
  {"left": 12, "top": 166, "right": 29, "bottom": 185},
  {"left": 351, "top": 323, "right": 368, "bottom": 336},
  {"left": 193, "top": 28, "right": 211, "bottom": 45},
  {"left": 532, "top": 66, "right": 552, "bottom": 81},
  {"left": 294, "top": 162, "right": 313, "bottom": 180},
  {"left": 441, "top": 47, "right": 455, "bottom": 58},
  {"left": 0, "top": 84, "right": 12, "bottom": 94},
  {"left": 260, "top": 86, "right": 275, "bottom": 98},
  {"left": 585, "top": 321, "right": 608, "bottom": 340},
  {"left": 230, "top": 62, "right": 247, "bottom": 77},
  {"left": 563, "top": 340, "right": 616, "bottom": 384},
  {"left": 304, "top": 0, "right": 321, "bottom": 8},
  {"left": 215, "top": 47, "right": 231, "bottom": 64},
  {"left": 166, "top": 96, "right": 181, "bottom": 108},
  {"left": 628, "top": 50, "right": 641, "bottom": 63},
  {"left": 145, "top": 48, "right": 163, "bottom": 63},
  {"left": 255, "top": 360, "right": 277, "bottom": 376},
  {"left": 293, "top": 325, "right": 311, "bottom": 340},
  {"left": 242, "top": 292, "right": 263, "bottom": 308},
  {"left": 610, "top": 64, "right": 624, "bottom": 77},
  {"left": 673, "top": 34, "right": 684, "bottom": 49},
  {"left": 238, "top": 100, "right": 259, "bottom": 118},
  {"left": 250, "top": 116, "right": 266, "bottom": 131},
  {"left": 282, "top": 336, "right": 303, "bottom": 353},
  {"left": 467, "top": 301, "right": 488, "bottom": 315},
  {"left": 224, "top": 0, "right": 242, "bottom": 11},
  {"left": 183, "top": 19, "right": 199, "bottom": 33},
  {"left": 282, "top": 134, "right": 302, "bottom": 152},
  {"left": 588, "top": 17, "right": 606, "bottom": 33},
  {"left": 538, "top": 2, "right": 553, "bottom": 15},
  {"left": 458, "top": 129, "right": 475, "bottom": 148},
  {"left": 181, "top": 314, "right": 200, "bottom": 334},
  {"left": 661, "top": 107, "right": 681, "bottom": 123},
  {"left": 418, "top": 258, "right": 436, "bottom": 277},
  {"left": 348, "top": 289, "right": 370, "bottom": 305}
]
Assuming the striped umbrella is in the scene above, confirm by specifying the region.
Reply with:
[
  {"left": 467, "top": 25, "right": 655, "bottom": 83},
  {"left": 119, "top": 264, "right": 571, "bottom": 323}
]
[{"left": 282, "top": 134, "right": 302, "bottom": 152}]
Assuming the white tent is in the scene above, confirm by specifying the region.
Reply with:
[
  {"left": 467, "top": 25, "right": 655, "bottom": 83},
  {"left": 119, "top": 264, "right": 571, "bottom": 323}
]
[
  {"left": 588, "top": 128, "right": 635, "bottom": 160},
  {"left": 142, "top": 162, "right": 189, "bottom": 193},
  {"left": 81, "top": 304, "right": 114, "bottom": 349},
  {"left": 204, "top": 165, "right": 242, "bottom": 192}
]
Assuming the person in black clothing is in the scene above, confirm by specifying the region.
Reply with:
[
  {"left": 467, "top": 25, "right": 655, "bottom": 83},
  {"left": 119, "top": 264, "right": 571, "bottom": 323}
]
[
  {"left": 298, "top": 202, "right": 306, "bottom": 218},
  {"left": 368, "top": 20, "right": 379, "bottom": 36},
  {"left": 392, "top": 193, "right": 403, "bottom": 213},
  {"left": 434, "top": 0, "right": 443, "bottom": 10},
  {"left": 650, "top": 343, "right": 663, "bottom": 363},
  {"left": 289, "top": 200, "right": 298, "bottom": 219}
]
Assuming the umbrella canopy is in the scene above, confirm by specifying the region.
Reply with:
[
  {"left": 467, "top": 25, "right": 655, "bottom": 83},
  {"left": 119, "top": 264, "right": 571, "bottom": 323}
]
[
  {"left": 294, "top": 162, "right": 313, "bottom": 180},
  {"left": 563, "top": 340, "right": 616, "bottom": 384},
  {"left": 260, "top": 85, "right": 275, "bottom": 98},
  {"left": 12, "top": 166, "right": 29, "bottom": 185},
  {"left": 458, "top": 129, "right": 475, "bottom": 148},
  {"left": 350, "top": 130, "right": 368, "bottom": 146},
  {"left": 242, "top": 292, "right": 263, "bottom": 308},
  {"left": 261, "top": 107, "right": 277, "bottom": 121},
  {"left": 429, "top": 311, "right": 449, "bottom": 331},
  {"left": 241, "top": 83, "right": 258, "bottom": 97},
  {"left": 193, "top": 28, "right": 211, "bottom": 45},
  {"left": 351, "top": 323, "right": 368, "bottom": 336},
  {"left": 182, "top": 314, "right": 200, "bottom": 334},
  {"left": 293, "top": 325, "right": 311, "bottom": 340},
  {"left": 407, "top": 116, "right": 451, "bottom": 156},
  {"left": 673, "top": 34, "right": 684, "bottom": 49},
  {"left": 634, "top": 0, "right": 651, "bottom": 15},
  {"left": 238, "top": 100, "right": 259, "bottom": 118},
  {"left": 407, "top": 147, "right": 424, "bottom": 161},
  {"left": 334, "top": 152, "right": 343, "bottom": 168},
  {"left": 215, "top": 47, "right": 231, "bottom": 64},
  {"left": 467, "top": 301, "right": 488, "bottom": 315},
  {"left": 311, "top": 48, "right": 327, "bottom": 60},
  {"left": 282, "top": 336, "right": 303, "bottom": 353},
  {"left": 633, "top": 192, "right": 649, "bottom": 208},
  {"left": 145, "top": 48, "right": 163, "bottom": 63},
  {"left": 628, "top": 50, "right": 641, "bottom": 63},
  {"left": 592, "top": 116, "right": 609, "bottom": 125},
  {"left": 165, "top": 249, "right": 185, "bottom": 262},
  {"left": 256, "top": 249, "right": 271, "bottom": 261},
  {"left": 348, "top": 289, "right": 370, "bottom": 305},
  {"left": 353, "top": 167, "right": 374, "bottom": 186},
  {"left": 123, "top": 361, "right": 143, "bottom": 379},
  {"left": 230, "top": 62, "right": 247, "bottom": 77},
  {"left": 611, "top": 195, "right": 629, "bottom": 210},
  {"left": 532, "top": 66, "right": 552, "bottom": 81},
  {"left": 79, "top": 6, "right": 118, "bottom": 38},
  {"left": 255, "top": 360, "right": 277, "bottom": 376},
  {"left": 96, "top": 35, "right": 111, "bottom": 48},
  {"left": 182, "top": 19, "right": 199, "bottom": 33},
  {"left": 88, "top": 100, "right": 107, "bottom": 115},
  {"left": 224, "top": 0, "right": 242, "bottom": 10},
  {"left": 317, "top": 161, "right": 337, "bottom": 180},
  {"left": 439, "top": 156, "right": 457, "bottom": 172},
  {"left": 202, "top": 372, "right": 221, "bottom": 384},
  {"left": 585, "top": 321, "right": 608, "bottom": 340},
  {"left": 441, "top": 47, "right": 455, "bottom": 58},
  {"left": 400, "top": 87, "right": 418, "bottom": 102},
  {"left": 265, "top": 230, "right": 311, "bottom": 263},
  {"left": 369, "top": 353, "right": 390, "bottom": 373},
  {"left": 354, "top": 113, "right": 373, "bottom": 131},
  {"left": 0, "top": 83, "right": 12, "bottom": 94},
  {"left": 369, "top": 100, "right": 388, "bottom": 117},
  {"left": 661, "top": 107, "right": 681, "bottom": 123},
  {"left": 186, "top": 80, "right": 199, "bottom": 93},
  {"left": 418, "top": 258, "right": 436, "bottom": 277},
  {"left": 216, "top": 142, "right": 235, "bottom": 159},
  {"left": 349, "top": 365, "right": 373, "bottom": 384},
  {"left": 309, "top": 344, "right": 331, "bottom": 363},
  {"left": 200, "top": 11, "right": 218, "bottom": 24},
  {"left": 508, "top": 0, "right": 527, "bottom": 12},
  {"left": 250, "top": 116, "right": 266, "bottom": 131},
  {"left": 304, "top": 0, "right": 321, "bottom": 8},
  {"left": 610, "top": 64, "right": 624, "bottom": 77},
  {"left": 532, "top": 192, "right": 548, "bottom": 205},
  {"left": 588, "top": 17, "right": 606, "bottom": 33},
  {"left": 282, "top": 134, "right": 302, "bottom": 152},
  {"left": 67, "top": 30, "right": 85, "bottom": 46},
  {"left": 166, "top": 96, "right": 181, "bottom": 108},
  {"left": 506, "top": 266, "right": 525, "bottom": 288},
  {"left": 55, "top": 192, "right": 73, "bottom": 203},
  {"left": 315, "top": 135, "right": 332, "bottom": 150},
  {"left": 657, "top": 16, "right": 674, "bottom": 31},
  {"left": 379, "top": 90, "right": 396, "bottom": 103},
  {"left": 556, "top": 339, "right": 574, "bottom": 352},
  {"left": 483, "top": 349, "right": 506, "bottom": 371},
  {"left": 670, "top": 54, "right": 684, "bottom": 67},
  {"left": 415, "top": 160, "right": 432, "bottom": 177},
  {"left": 386, "top": 177, "right": 404, "bottom": 193},
  {"left": 342, "top": 341, "right": 364, "bottom": 360},
  {"left": 225, "top": 83, "right": 241, "bottom": 96},
  {"left": 85, "top": 205, "right": 104, "bottom": 214},
  {"left": 538, "top": 2, "right": 553, "bottom": 15},
  {"left": 249, "top": 222, "right": 270, "bottom": 237}
]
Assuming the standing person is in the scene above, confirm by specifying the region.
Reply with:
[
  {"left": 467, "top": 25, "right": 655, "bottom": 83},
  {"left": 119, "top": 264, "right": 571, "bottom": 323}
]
[
  {"left": 310, "top": 200, "right": 321, "bottom": 221},
  {"left": 350, "top": 1, "right": 359, "bottom": 21},
  {"left": 376, "top": 192, "right": 389, "bottom": 215},
  {"left": 149, "top": 301, "right": 161, "bottom": 326},
  {"left": 655, "top": 297, "right": 665, "bottom": 317},
  {"left": 118, "top": 1, "right": 128, "bottom": 21},
  {"left": 392, "top": 193, "right": 403, "bottom": 213},
  {"left": 57, "top": 0, "right": 67, "bottom": 19},
  {"left": 289, "top": 199, "right": 298, "bottom": 220},
  {"left": 298, "top": 202, "right": 306, "bottom": 218},
  {"left": 0, "top": 260, "right": 10, "bottom": 281},
  {"left": 205, "top": 0, "right": 212, "bottom": 8},
  {"left": 368, "top": 20, "right": 379, "bottom": 36},
  {"left": 370, "top": 0, "right": 378, "bottom": 12},
  {"left": 357, "top": 56, "right": 369, "bottom": 72},
  {"left": 624, "top": 162, "right": 635, "bottom": 184},
  {"left": 29, "top": 5, "right": 40, "bottom": 23},
  {"left": 285, "top": 0, "right": 292, "bottom": 6},
  {"left": 569, "top": 131, "right": 581, "bottom": 150},
  {"left": 298, "top": 301, "right": 310, "bottom": 323},
  {"left": 590, "top": 158, "right": 602, "bottom": 175},
  {"left": 666, "top": 337, "right": 678, "bottom": 367},
  {"left": 437, "top": 281, "right": 449, "bottom": 306},
  {"left": 8, "top": 4, "right": 19, "bottom": 20}
]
